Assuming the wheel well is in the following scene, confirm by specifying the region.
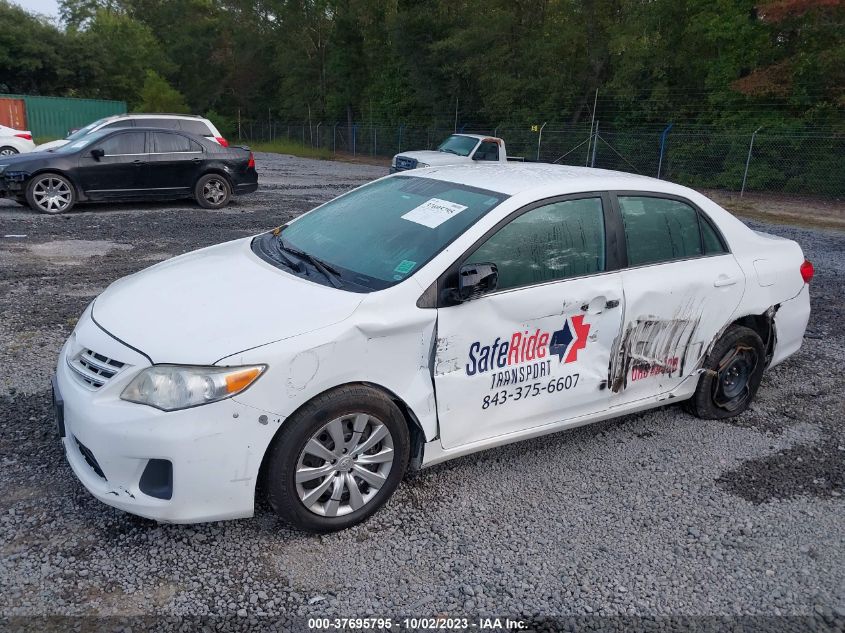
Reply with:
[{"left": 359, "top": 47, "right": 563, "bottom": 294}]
[
  {"left": 28, "top": 169, "right": 81, "bottom": 195},
  {"left": 254, "top": 382, "right": 427, "bottom": 506},
  {"left": 195, "top": 168, "right": 233, "bottom": 190},
  {"left": 731, "top": 309, "right": 777, "bottom": 364}
]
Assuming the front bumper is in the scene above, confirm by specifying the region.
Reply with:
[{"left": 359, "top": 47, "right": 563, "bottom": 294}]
[{"left": 55, "top": 310, "right": 282, "bottom": 523}]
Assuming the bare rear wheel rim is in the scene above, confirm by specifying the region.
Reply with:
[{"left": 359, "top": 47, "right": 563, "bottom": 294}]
[
  {"left": 713, "top": 344, "right": 758, "bottom": 411},
  {"left": 202, "top": 178, "right": 227, "bottom": 204},
  {"left": 0, "top": 147, "right": 17, "bottom": 156},
  {"left": 32, "top": 177, "right": 72, "bottom": 213},
  {"left": 295, "top": 413, "right": 395, "bottom": 517}
]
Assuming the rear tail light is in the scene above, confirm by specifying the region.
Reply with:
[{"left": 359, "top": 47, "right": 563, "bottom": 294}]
[
  {"left": 800, "top": 259, "right": 814, "bottom": 283},
  {"left": 15, "top": 132, "right": 32, "bottom": 141},
  {"left": 215, "top": 136, "right": 229, "bottom": 147},
  {"left": 247, "top": 152, "right": 255, "bottom": 169}
]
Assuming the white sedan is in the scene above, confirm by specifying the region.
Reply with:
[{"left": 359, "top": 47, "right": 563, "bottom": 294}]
[
  {"left": 54, "top": 164, "right": 812, "bottom": 532},
  {"left": 0, "top": 124, "right": 35, "bottom": 156}
]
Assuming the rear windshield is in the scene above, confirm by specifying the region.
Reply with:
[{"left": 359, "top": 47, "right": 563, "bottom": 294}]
[{"left": 277, "top": 176, "right": 507, "bottom": 290}]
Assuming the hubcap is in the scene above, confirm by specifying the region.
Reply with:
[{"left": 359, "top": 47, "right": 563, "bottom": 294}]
[
  {"left": 33, "top": 177, "right": 71, "bottom": 212},
  {"left": 713, "top": 345, "right": 758, "bottom": 411},
  {"left": 0, "top": 148, "right": 17, "bottom": 156},
  {"left": 295, "top": 413, "right": 394, "bottom": 517},
  {"left": 203, "top": 179, "right": 226, "bottom": 204}
]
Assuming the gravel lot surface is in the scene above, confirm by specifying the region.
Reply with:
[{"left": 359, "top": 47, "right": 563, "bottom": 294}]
[{"left": 0, "top": 153, "right": 842, "bottom": 630}]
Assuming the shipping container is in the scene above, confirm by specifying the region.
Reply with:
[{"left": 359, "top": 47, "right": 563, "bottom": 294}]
[
  {"left": 0, "top": 98, "right": 27, "bottom": 130},
  {"left": 0, "top": 94, "right": 127, "bottom": 139}
]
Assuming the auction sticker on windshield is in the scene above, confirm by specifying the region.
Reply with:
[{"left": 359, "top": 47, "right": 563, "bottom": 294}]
[{"left": 401, "top": 198, "right": 468, "bottom": 228}]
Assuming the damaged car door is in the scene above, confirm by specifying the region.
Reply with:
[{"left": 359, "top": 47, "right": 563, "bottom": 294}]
[
  {"left": 608, "top": 194, "right": 745, "bottom": 401},
  {"left": 433, "top": 194, "right": 624, "bottom": 449}
]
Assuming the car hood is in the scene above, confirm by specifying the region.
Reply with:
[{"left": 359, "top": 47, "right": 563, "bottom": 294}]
[
  {"left": 397, "top": 150, "right": 470, "bottom": 166},
  {"left": 92, "top": 237, "right": 365, "bottom": 365},
  {"left": 33, "top": 139, "right": 69, "bottom": 152}
]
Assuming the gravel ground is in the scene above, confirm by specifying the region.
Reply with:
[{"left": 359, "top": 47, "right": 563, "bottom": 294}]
[{"left": 0, "top": 153, "right": 842, "bottom": 630}]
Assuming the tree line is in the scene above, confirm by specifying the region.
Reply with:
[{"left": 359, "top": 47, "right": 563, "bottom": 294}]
[{"left": 1, "top": 0, "right": 842, "bottom": 137}]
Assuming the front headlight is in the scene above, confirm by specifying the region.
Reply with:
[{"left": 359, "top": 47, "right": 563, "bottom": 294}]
[{"left": 121, "top": 364, "right": 267, "bottom": 411}]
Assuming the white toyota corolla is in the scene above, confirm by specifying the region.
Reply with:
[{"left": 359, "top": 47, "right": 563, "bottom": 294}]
[{"left": 53, "top": 164, "right": 812, "bottom": 532}]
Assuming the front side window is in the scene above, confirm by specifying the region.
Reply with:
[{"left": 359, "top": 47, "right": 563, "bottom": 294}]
[
  {"left": 98, "top": 132, "right": 146, "bottom": 156},
  {"left": 437, "top": 135, "right": 479, "bottom": 157},
  {"left": 619, "top": 196, "right": 702, "bottom": 266},
  {"left": 145, "top": 118, "right": 181, "bottom": 130},
  {"left": 474, "top": 141, "right": 499, "bottom": 161},
  {"left": 465, "top": 197, "right": 606, "bottom": 291},
  {"left": 151, "top": 132, "right": 195, "bottom": 153},
  {"left": 275, "top": 176, "right": 506, "bottom": 290}
]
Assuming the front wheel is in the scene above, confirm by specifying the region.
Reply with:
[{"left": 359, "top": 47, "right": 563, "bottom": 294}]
[
  {"left": 266, "top": 385, "right": 409, "bottom": 532},
  {"left": 195, "top": 173, "right": 231, "bottom": 209},
  {"left": 25, "top": 173, "right": 76, "bottom": 214},
  {"left": 686, "top": 325, "right": 765, "bottom": 419}
]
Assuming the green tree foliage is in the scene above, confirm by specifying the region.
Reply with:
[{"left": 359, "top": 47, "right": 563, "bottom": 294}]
[
  {"left": 137, "top": 70, "right": 190, "bottom": 112},
  {"left": 4, "top": 0, "right": 842, "bottom": 131}
]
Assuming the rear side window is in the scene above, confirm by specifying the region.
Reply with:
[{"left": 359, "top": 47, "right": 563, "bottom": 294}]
[
  {"left": 180, "top": 120, "right": 213, "bottom": 136},
  {"left": 151, "top": 132, "right": 197, "bottom": 153},
  {"left": 98, "top": 132, "right": 146, "bottom": 156},
  {"left": 700, "top": 214, "right": 727, "bottom": 254},
  {"left": 144, "top": 118, "right": 181, "bottom": 130},
  {"left": 465, "top": 197, "right": 606, "bottom": 290},
  {"left": 619, "top": 196, "right": 702, "bottom": 266}
]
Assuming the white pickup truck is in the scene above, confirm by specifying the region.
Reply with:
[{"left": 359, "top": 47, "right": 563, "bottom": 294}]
[{"left": 390, "top": 134, "right": 508, "bottom": 173}]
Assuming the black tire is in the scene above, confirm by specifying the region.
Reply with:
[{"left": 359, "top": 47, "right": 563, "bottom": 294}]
[
  {"left": 685, "top": 325, "right": 765, "bottom": 419},
  {"left": 25, "top": 172, "right": 76, "bottom": 214},
  {"left": 266, "top": 385, "right": 410, "bottom": 533},
  {"left": 194, "top": 173, "right": 231, "bottom": 209},
  {"left": 0, "top": 146, "right": 19, "bottom": 157}
]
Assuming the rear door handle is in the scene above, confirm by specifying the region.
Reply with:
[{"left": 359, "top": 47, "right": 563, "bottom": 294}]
[
  {"left": 132, "top": 159, "right": 144, "bottom": 166},
  {"left": 192, "top": 157, "right": 201, "bottom": 163},
  {"left": 714, "top": 275, "right": 739, "bottom": 287}
]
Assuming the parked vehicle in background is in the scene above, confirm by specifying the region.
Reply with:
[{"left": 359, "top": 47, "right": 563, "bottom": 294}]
[
  {"left": 0, "top": 127, "right": 257, "bottom": 213},
  {"left": 33, "top": 114, "right": 228, "bottom": 152},
  {"left": 53, "top": 164, "right": 811, "bottom": 532},
  {"left": 391, "top": 134, "right": 508, "bottom": 172},
  {"left": 0, "top": 124, "right": 36, "bottom": 156}
]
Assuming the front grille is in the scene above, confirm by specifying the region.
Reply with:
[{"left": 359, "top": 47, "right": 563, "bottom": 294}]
[
  {"left": 68, "top": 349, "right": 126, "bottom": 389},
  {"left": 394, "top": 156, "right": 418, "bottom": 171},
  {"left": 75, "top": 437, "right": 106, "bottom": 480}
]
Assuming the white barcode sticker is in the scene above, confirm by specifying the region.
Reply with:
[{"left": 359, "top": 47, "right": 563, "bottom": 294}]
[{"left": 401, "top": 198, "right": 468, "bottom": 228}]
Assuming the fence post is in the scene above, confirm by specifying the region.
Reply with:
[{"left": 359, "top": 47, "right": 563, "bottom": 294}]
[
  {"left": 315, "top": 122, "right": 322, "bottom": 148},
  {"left": 333, "top": 124, "right": 337, "bottom": 153},
  {"left": 741, "top": 126, "right": 762, "bottom": 197},
  {"left": 590, "top": 121, "right": 599, "bottom": 167},
  {"left": 657, "top": 123, "right": 673, "bottom": 179},
  {"left": 353, "top": 124, "right": 358, "bottom": 156},
  {"left": 536, "top": 122, "right": 547, "bottom": 161}
]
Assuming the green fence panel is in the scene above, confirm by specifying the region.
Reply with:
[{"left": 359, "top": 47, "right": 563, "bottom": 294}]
[{"left": 0, "top": 94, "right": 127, "bottom": 139}]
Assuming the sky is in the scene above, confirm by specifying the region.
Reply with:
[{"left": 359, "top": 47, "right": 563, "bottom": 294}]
[{"left": 17, "top": 0, "right": 59, "bottom": 17}]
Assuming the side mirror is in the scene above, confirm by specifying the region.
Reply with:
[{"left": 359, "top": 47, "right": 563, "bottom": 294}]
[
  {"left": 91, "top": 148, "right": 105, "bottom": 160},
  {"left": 458, "top": 263, "right": 498, "bottom": 301}
]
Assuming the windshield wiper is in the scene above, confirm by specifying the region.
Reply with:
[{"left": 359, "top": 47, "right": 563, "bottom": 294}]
[
  {"left": 270, "top": 237, "right": 305, "bottom": 273},
  {"left": 278, "top": 238, "right": 344, "bottom": 289},
  {"left": 439, "top": 148, "right": 459, "bottom": 155}
]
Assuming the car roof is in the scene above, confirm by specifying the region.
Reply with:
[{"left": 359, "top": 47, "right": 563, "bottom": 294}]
[
  {"left": 405, "top": 163, "right": 690, "bottom": 197},
  {"left": 106, "top": 113, "right": 208, "bottom": 120}
]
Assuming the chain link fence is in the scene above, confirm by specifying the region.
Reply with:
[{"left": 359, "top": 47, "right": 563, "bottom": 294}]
[{"left": 236, "top": 121, "right": 844, "bottom": 199}]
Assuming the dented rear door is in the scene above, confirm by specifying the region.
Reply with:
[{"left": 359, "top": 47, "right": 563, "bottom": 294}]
[{"left": 608, "top": 194, "right": 745, "bottom": 402}]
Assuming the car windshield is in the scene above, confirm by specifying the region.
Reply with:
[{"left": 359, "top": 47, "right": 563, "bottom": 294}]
[
  {"left": 54, "top": 129, "right": 111, "bottom": 153},
  {"left": 276, "top": 176, "right": 506, "bottom": 291},
  {"left": 437, "top": 135, "right": 479, "bottom": 157},
  {"left": 65, "top": 118, "right": 112, "bottom": 141}
]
